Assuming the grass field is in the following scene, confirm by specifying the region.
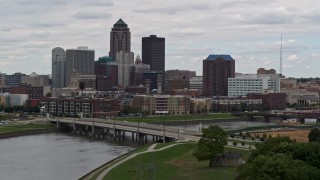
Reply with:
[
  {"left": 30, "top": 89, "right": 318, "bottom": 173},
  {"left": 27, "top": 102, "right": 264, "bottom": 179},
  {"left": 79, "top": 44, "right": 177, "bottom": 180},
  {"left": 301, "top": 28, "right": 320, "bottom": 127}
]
[
  {"left": 0, "top": 123, "right": 54, "bottom": 134},
  {"left": 114, "top": 113, "right": 236, "bottom": 123},
  {"left": 104, "top": 142, "right": 250, "bottom": 180},
  {"left": 254, "top": 129, "right": 311, "bottom": 142}
]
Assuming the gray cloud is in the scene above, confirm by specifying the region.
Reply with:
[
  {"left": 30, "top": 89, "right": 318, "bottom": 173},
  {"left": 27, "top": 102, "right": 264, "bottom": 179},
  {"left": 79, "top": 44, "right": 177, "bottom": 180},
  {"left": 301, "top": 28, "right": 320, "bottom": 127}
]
[
  {"left": 73, "top": 11, "right": 112, "bottom": 19},
  {"left": 0, "top": 0, "right": 319, "bottom": 77},
  {"left": 30, "top": 31, "right": 50, "bottom": 38}
]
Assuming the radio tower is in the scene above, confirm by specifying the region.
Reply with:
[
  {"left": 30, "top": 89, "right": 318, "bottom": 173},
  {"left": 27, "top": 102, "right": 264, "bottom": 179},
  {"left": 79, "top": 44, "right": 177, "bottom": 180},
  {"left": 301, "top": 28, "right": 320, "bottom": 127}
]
[{"left": 280, "top": 35, "right": 283, "bottom": 75}]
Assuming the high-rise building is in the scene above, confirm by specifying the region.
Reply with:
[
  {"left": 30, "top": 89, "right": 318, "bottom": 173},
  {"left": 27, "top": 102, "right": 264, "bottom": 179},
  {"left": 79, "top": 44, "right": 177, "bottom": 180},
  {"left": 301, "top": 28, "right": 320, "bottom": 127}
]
[
  {"left": 203, "top": 54, "right": 235, "bottom": 97},
  {"left": 142, "top": 35, "right": 165, "bottom": 72},
  {"left": 52, "top": 47, "right": 66, "bottom": 88},
  {"left": 95, "top": 56, "right": 118, "bottom": 91},
  {"left": 65, "top": 46, "right": 94, "bottom": 87},
  {"left": 116, "top": 51, "right": 134, "bottom": 87},
  {"left": 109, "top": 18, "right": 131, "bottom": 60}
]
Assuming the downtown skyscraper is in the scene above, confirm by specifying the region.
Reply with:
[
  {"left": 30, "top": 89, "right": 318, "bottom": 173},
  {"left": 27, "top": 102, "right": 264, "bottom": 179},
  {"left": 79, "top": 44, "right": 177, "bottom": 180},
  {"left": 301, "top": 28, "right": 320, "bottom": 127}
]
[
  {"left": 109, "top": 18, "right": 131, "bottom": 60},
  {"left": 142, "top": 35, "right": 165, "bottom": 72},
  {"left": 65, "top": 46, "right": 95, "bottom": 87},
  {"left": 52, "top": 47, "right": 66, "bottom": 88}
]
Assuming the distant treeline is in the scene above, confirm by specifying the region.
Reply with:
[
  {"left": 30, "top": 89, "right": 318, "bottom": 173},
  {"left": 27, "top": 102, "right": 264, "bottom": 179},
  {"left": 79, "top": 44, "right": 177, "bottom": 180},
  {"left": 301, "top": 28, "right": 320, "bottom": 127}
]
[{"left": 297, "top": 77, "right": 320, "bottom": 83}]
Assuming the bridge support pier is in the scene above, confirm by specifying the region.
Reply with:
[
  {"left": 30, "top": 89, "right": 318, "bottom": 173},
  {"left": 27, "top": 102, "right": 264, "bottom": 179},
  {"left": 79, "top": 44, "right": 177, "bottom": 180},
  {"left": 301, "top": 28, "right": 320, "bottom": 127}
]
[
  {"left": 56, "top": 119, "right": 60, "bottom": 128},
  {"left": 144, "top": 134, "right": 147, "bottom": 144},
  {"left": 73, "top": 123, "right": 76, "bottom": 134},
  {"left": 132, "top": 132, "right": 134, "bottom": 141},
  {"left": 91, "top": 124, "right": 95, "bottom": 137}
]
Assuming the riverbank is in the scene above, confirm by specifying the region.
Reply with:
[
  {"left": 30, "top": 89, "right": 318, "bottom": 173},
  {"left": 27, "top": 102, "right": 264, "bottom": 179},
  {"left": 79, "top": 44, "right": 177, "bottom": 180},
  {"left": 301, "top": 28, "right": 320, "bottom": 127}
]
[
  {"left": 90, "top": 141, "right": 250, "bottom": 180},
  {"left": 0, "top": 123, "right": 56, "bottom": 139}
]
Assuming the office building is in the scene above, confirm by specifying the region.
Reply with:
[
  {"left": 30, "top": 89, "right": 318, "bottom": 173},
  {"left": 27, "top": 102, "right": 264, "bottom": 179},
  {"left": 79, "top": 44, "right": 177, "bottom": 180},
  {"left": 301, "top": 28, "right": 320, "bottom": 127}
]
[
  {"left": 116, "top": 51, "right": 134, "bottom": 87},
  {"left": 109, "top": 18, "right": 131, "bottom": 60},
  {"left": 189, "top": 76, "right": 203, "bottom": 96},
  {"left": 21, "top": 73, "right": 50, "bottom": 87},
  {"left": 95, "top": 56, "right": 118, "bottom": 91},
  {"left": 143, "top": 72, "right": 165, "bottom": 94},
  {"left": 65, "top": 46, "right": 95, "bottom": 87},
  {"left": 130, "top": 55, "right": 150, "bottom": 86},
  {"left": 52, "top": 47, "right": 66, "bottom": 88},
  {"left": 5, "top": 73, "right": 26, "bottom": 87},
  {"left": 133, "top": 95, "right": 190, "bottom": 115},
  {"left": 142, "top": 35, "right": 165, "bottom": 72},
  {"left": 203, "top": 54, "right": 235, "bottom": 97},
  {"left": 0, "top": 72, "right": 6, "bottom": 88},
  {"left": 165, "top": 70, "right": 196, "bottom": 92},
  {"left": 228, "top": 73, "right": 281, "bottom": 97}
]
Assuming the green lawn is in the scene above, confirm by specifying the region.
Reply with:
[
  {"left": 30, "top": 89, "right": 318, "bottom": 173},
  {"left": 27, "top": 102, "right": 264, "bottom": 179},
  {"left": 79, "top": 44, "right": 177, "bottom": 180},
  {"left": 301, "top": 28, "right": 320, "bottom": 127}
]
[
  {"left": 114, "top": 113, "right": 236, "bottom": 123},
  {"left": 0, "top": 123, "right": 54, "bottom": 134},
  {"left": 154, "top": 142, "right": 177, "bottom": 149},
  {"left": 104, "top": 143, "right": 250, "bottom": 180}
]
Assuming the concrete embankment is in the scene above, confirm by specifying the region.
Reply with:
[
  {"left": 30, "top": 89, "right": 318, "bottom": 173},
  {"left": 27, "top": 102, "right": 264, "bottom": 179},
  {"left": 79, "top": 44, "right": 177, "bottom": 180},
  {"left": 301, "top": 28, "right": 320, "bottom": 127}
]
[{"left": 0, "top": 128, "right": 56, "bottom": 139}]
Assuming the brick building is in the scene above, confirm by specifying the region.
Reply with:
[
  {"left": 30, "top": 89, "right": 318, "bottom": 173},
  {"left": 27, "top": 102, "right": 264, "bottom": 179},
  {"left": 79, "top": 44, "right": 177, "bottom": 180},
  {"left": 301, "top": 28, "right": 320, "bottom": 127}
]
[
  {"left": 257, "top": 68, "right": 276, "bottom": 74},
  {"left": 40, "top": 97, "right": 120, "bottom": 117},
  {"left": 165, "top": 70, "right": 196, "bottom": 92},
  {"left": 247, "top": 93, "right": 286, "bottom": 110},
  {"left": 9, "top": 85, "right": 43, "bottom": 100},
  {"left": 95, "top": 56, "right": 118, "bottom": 91},
  {"left": 203, "top": 55, "right": 235, "bottom": 97},
  {"left": 133, "top": 95, "right": 190, "bottom": 115}
]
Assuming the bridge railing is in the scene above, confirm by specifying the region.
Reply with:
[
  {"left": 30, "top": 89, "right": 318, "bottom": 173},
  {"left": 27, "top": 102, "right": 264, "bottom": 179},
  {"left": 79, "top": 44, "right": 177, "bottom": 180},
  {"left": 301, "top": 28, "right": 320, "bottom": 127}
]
[{"left": 51, "top": 118, "right": 198, "bottom": 136}]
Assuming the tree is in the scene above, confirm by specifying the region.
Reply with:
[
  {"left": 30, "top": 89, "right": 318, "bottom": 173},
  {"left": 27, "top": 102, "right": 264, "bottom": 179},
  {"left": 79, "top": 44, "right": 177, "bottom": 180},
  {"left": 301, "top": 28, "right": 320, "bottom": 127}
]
[
  {"left": 45, "top": 92, "right": 52, "bottom": 97},
  {"left": 193, "top": 125, "right": 227, "bottom": 167},
  {"left": 237, "top": 153, "right": 320, "bottom": 180},
  {"left": 308, "top": 128, "right": 320, "bottom": 142}
]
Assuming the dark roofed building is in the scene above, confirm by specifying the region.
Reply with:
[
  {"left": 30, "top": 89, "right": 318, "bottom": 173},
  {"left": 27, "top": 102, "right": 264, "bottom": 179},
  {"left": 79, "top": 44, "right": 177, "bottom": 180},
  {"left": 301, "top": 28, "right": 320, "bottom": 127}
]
[
  {"left": 142, "top": 35, "right": 165, "bottom": 72},
  {"left": 210, "top": 152, "right": 242, "bottom": 167}
]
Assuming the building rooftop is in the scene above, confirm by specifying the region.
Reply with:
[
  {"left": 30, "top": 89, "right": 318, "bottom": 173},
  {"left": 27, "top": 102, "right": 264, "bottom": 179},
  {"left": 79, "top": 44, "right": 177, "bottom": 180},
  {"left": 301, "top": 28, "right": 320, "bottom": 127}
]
[
  {"left": 206, "top": 54, "right": 234, "bottom": 61},
  {"left": 97, "top": 56, "right": 114, "bottom": 63},
  {"left": 114, "top": 18, "right": 127, "bottom": 26}
]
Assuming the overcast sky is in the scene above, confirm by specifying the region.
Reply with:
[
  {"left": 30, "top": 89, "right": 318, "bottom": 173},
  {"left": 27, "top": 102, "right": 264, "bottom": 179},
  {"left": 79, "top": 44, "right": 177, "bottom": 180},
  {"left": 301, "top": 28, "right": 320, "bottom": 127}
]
[{"left": 1, "top": 0, "right": 320, "bottom": 77}]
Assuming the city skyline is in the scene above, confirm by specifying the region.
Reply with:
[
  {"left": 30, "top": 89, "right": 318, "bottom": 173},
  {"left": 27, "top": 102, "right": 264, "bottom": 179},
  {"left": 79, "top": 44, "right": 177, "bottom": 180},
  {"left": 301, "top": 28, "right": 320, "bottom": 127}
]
[{"left": 1, "top": 0, "right": 320, "bottom": 77}]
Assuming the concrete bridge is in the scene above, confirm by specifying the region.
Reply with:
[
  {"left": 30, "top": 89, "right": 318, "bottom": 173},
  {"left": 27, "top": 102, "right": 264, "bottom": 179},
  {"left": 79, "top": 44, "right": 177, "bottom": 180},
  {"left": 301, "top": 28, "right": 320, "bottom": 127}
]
[{"left": 48, "top": 118, "right": 199, "bottom": 144}]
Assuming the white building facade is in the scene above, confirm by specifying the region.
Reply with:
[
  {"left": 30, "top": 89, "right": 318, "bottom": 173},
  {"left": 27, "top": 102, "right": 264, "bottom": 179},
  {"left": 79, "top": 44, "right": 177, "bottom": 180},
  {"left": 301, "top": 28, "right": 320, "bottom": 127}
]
[
  {"left": 228, "top": 74, "right": 281, "bottom": 97},
  {"left": 116, "top": 51, "right": 134, "bottom": 87}
]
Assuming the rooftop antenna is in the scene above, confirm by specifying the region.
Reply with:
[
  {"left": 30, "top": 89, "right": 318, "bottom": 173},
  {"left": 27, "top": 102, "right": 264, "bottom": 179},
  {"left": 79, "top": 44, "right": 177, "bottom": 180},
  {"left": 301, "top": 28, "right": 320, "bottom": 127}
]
[{"left": 280, "top": 35, "right": 283, "bottom": 75}]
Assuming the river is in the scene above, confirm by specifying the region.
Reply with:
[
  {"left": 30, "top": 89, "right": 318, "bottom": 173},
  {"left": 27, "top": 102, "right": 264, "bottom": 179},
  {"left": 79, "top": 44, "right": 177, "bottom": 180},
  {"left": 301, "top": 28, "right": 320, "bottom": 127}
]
[{"left": 0, "top": 133, "right": 134, "bottom": 180}]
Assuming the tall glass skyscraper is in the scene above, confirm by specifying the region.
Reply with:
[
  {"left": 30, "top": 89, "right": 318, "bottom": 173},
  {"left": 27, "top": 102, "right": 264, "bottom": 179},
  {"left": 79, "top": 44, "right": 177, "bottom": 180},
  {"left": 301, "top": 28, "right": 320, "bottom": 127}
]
[{"left": 52, "top": 47, "right": 66, "bottom": 88}]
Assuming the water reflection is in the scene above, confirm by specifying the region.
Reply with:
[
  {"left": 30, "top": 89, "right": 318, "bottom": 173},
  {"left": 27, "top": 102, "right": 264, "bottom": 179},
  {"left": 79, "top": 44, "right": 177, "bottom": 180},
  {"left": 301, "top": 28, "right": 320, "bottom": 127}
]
[{"left": 0, "top": 133, "right": 134, "bottom": 180}]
